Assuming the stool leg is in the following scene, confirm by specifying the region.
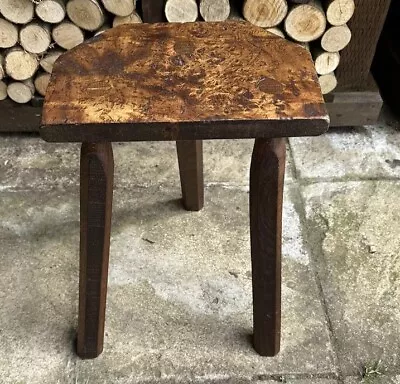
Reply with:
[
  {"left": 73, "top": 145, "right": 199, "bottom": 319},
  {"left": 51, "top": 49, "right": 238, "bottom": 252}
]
[
  {"left": 176, "top": 140, "right": 204, "bottom": 211},
  {"left": 250, "top": 138, "right": 286, "bottom": 357},
  {"left": 77, "top": 142, "right": 114, "bottom": 359}
]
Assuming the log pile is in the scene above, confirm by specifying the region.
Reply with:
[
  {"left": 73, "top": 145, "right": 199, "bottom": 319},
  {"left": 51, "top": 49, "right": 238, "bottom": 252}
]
[
  {"left": 238, "top": 0, "right": 355, "bottom": 94},
  {"left": 0, "top": 0, "right": 142, "bottom": 103},
  {"left": 0, "top": 0, "right": 354, "bottom": 104}
]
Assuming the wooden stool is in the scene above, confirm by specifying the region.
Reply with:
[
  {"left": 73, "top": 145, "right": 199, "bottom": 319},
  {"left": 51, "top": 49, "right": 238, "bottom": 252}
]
[{"left": 40, "top": 22, "right": 329, "bottom": 359}]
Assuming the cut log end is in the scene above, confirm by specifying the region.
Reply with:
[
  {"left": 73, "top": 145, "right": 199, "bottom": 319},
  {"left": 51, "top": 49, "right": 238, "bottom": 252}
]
[
  {"left": 7, "top": 79, "right": 35, "bottom": 103},
  {"left": 113, "top": 11, "right": 142, "bottom": 27},
  {"left": 20, "top": 23, "right": 52, "bottom": 54},
  {"left": 5, "top": 48, "right": 39, "bottom": 81},
  {"left": 165, "top": 0, "right": 198, "bottom": 23},
  {"left": 0, "top": 80, "right": 7, "bottom": 100},
  {"left": 266, "top": 27, "right": 285, "bottom": 38},
  {"left": 284, "top": 1, "right": 326, "bottom": 42},
  {"left": 0, "top": 18, "right": 19, "bottom": 48},
  {"left": 0, "top": 0, "right": 34, "bottom": 24},
  {"left": 101, "top": 0, "right": 135, "bottom": 17},
  {"left": 243, "top": 0, "right": 288, "bottom": 28},
  {"left": 52, "top": 22, "right": 85, "bottom": 50},
  {"left": 325, "top": 0, "right": 355, "bottom": 26},
  {"left": 321, "top": 25, "right": 352, "bottom": 52},
  {"left": 200, "top": 0, "right": 230, "bottom": 22},
  {"left": 40, "top": 50, "right": 64, "bottom": 73},
  {"left": 319, "top": 72, "right": 337, "bottom": 94},
  {"left": 66, "top": 0, "right": 105, "bottom": 31},
  {"left": 34, "top": 72, "right": 51, "bottom": 96},
  {"left": 313, "top": 49, "right": 340, "bottom": 75},
  {"left": 35, "top": 0, "right": 66, "bottom": 24}
]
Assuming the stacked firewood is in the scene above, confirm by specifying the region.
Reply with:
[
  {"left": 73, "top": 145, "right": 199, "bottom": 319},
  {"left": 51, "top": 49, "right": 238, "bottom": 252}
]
[
  {"left": 0, "top": 0, "right": 142, "bottom": 103},
  {"left": 165, "top": 0, "right": 355, "bottom": 94},
  {"left": 0, "top": 0, "right": 354, "bottom": 104}
]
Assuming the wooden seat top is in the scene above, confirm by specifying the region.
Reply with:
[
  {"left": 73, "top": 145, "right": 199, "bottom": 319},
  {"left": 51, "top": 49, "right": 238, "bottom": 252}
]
[{"left": 40, "top": 22, "right": 329, "bottom": 142}]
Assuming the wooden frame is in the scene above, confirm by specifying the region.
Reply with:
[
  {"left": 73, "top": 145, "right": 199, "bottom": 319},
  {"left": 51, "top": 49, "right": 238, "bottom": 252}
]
[{"left": 0, "top": 0, "right": 392, "bottom": 132}]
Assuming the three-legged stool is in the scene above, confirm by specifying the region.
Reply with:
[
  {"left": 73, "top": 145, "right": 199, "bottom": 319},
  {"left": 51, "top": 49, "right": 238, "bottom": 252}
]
[{"left": 40, "top": 22, "right": 329, "bottom": 359}]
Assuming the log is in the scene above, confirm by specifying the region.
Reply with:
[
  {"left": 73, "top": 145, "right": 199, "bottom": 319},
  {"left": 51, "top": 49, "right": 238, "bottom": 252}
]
[
  {"left": 113, "top": 11, "right": 142, "bottom": 27},
  {"left": 0, "top": 0, "right": 34, "bottom": 24},
  {"left": 165, "top": 0, "right": 198, "bottom": 23},
  {"left": 312, "top": 48, "right": 340, "bottom": 75},
  {"left": 199, "top": 0, "right": 230, "bottom": 21},
  {"left": 35, "top": 0, "right": 66, "bottom": 24},
  {"left": 7, "top": 79, "right": 35, "bottom": 103},
  {"left": 319, "top": 72, "right": 337, "bottom": 94},
  {"left": 101, "top": 0, "right": 135, "bottom": 17},
  {"left": 0, "top": 17, "right": 19, "bottom": 48},
  {"left": 66, "top": 0, "right": 105, "bottom": 31},
  {"left": 243, "top": 0, "right": 288, "bottom": 28},
  {"left": 284, "top": 0, "right": 326, "bottom": 42},
  {"left": 266, "top": 27, "right": 285, "bottom": 38},
  {"left": 324, "top": 0, "right": 355, "bottom": 26},
  {"left": 4, "top": 48, "right": 39, "bottom": 81},
  {"left": 0, "top": 80, "right": 7, "bottom": 100},
  {"left": 40, "top": 50, "right": 64, "bottom": 73},
  {"left": 20, "top": 23, "right": 51, "bottom": 54},
  {"left": 321, "top": 24, "right": 351, "bottom": 52},
  {"left": 0, "top": 54, "right": 4, "bottom": 80},
  {"left": 94, "top": 24, "right": 110, "bottom": 35},
  {"left": 34, "top": 72, "right": 51, "bottom": 96},
  {"left": 52, "top": 21, "right": 84, "bottom": 49}
]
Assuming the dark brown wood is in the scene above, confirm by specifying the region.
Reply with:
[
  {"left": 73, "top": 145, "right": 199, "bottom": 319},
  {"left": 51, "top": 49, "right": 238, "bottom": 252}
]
[
  {"left": 336, "top": 0, "right": 392, "bottom": 90},
  {"left": 141, "top": 0, "right": 166, "bottom": 22},
  {"left": 250, "top": 137, "right": 285, "bottom": 357},
  {"left": 0, "top": 100, "right": 41, "bottom": 132},
  {"left": 2, "top": 91, "right": 381, "bottom": 132},
  {"left": 78, "top": 142, "right": 114, "bottom": 359},
  {"left": 372, "top": 0, "right": 400, "bottom": 112},
  {"left": 40, "top": 22, "right": 328, "bottom": 142},
  {"left": 325, "top": 83, "right": 383, "bottom": 127},
  {"left": 176, "top": 140, "right": 204, "bottom": 211}
]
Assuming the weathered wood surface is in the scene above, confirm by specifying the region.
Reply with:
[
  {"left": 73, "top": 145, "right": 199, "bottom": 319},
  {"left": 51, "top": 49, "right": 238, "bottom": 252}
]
[
  {"left": 250, "top": 137, "right": 286, "bottom": 356},
  {"left": 78, "top": 142, "right": 114, "bottom": 359},
  {"left": 372, "top": 0, "right": 399, "bottom": 112},
  {"left": 176, "top": 140, "right": 204, "bottom": 211},
  {"left": 336, "top": 0, "right": 391, "bottom": 90},
  {"left": 141, "top": 0, "right": 166, "bottom": 22},
  {"left": 41, "top": 22, "right": 328, "bottom": 142},
  {"left": 325, "top": 82, "right": 383, "bottom": 127}
]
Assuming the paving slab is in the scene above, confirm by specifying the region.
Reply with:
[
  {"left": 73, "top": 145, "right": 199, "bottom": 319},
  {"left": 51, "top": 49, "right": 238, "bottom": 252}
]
[
  {"left": 345, "top": 375, "right": 400, "bottom": 384},
  {"left": 302, "top": 181, "right": 400, "bottom": 376},
  {"left": 0, "top": 183, "right": 334, "bottom": 383},
  {"left": 289, "top": 125, "right": 400, "bottom": 181},
  {"left": 0, "top": 135, "right": 294, "bottom": 191}
]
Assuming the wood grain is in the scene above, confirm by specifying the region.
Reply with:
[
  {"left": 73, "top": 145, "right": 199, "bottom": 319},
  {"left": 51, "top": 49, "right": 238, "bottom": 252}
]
[
  {"left": 176, "top": 140, "right": 204, "bottom": 211},
  {"left": 78, "top": 142, "right": 114, "bottom": 359},
  {"left": 41, "top": 22, "right": 328, "bottom": 142},
  {"left": 336, "top": 0, "right": 391, "bottom": 89},
  {"left": 141, "top": 0, "right": 166, "bottom": 22},
  {"left": 250, "top": 137, "right": 286, "bottom": 356}
]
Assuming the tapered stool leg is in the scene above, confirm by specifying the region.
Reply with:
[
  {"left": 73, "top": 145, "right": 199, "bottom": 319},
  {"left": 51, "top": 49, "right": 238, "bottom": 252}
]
[
  {"left": 250, "top": 138, "right": 286, "bottom": 357},
  {"left": 77, "top": 142, "right": 114, "bottom": 359},
  {"left": 176, "top": 140, "right": 204, "bottom": 211}
]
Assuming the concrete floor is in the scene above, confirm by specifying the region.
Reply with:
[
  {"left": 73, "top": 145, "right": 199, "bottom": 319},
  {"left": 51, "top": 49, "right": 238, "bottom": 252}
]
[{"left": 0, "top": 108, "right": 399, "bottom": 384}]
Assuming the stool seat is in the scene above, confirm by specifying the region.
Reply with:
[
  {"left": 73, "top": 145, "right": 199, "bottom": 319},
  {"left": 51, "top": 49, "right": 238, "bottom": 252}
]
[{"left": 40, "top": 22, "right": 328, "bottom": 142}]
